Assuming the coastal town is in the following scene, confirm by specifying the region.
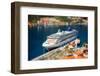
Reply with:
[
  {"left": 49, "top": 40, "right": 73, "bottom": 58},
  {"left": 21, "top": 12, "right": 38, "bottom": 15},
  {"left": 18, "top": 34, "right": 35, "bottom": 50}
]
[{"left": 28, "top": 16, "right": 88, "bottom": 28}]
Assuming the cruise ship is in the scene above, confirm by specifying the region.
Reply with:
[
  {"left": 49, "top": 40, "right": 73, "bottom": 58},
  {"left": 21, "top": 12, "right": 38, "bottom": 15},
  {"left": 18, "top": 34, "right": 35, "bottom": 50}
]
[{"left": 42, "top": 29, "right": 78, "bottom": 49}]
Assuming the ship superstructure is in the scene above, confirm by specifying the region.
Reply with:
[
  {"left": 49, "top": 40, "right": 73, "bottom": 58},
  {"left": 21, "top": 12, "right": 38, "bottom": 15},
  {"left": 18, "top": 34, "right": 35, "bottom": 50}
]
[{"left": 42, "top": 29, "right": 78, "bottom": 49}]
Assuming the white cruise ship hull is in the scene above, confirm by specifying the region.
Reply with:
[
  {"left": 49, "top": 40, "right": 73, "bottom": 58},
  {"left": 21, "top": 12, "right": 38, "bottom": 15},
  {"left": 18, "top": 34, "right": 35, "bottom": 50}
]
[{"left": 42, "top": 36, "right": 77, "bottom": 49}]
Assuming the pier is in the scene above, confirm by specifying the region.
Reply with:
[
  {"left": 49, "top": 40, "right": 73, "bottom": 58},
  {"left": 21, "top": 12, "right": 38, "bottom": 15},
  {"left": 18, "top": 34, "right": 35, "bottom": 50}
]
[{"left": 33, "top": 39, "right": 88, "bottom": 60}]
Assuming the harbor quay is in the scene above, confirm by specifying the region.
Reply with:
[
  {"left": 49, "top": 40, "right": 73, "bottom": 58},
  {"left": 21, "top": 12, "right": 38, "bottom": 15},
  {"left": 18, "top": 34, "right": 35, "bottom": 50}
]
[{"left": 33, "top": 39, "right": 88, "bottom": 60}]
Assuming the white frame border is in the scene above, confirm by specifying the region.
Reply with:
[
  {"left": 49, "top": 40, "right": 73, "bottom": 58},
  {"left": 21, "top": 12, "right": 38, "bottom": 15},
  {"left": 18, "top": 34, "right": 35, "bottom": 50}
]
[{"left": 20, "top": 6, "right": 95, "bottom": 70}]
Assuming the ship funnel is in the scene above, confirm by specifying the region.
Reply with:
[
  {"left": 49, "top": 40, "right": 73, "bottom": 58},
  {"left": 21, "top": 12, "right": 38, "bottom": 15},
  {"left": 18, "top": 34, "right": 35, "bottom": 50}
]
[{"left": 67, "top": 26, "right": 72, "bottom": 31}]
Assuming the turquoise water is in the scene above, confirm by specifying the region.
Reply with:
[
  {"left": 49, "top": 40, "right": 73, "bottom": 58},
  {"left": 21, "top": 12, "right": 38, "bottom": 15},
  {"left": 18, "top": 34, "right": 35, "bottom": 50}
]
[{"left": 28, "top": 25, "right": 88, "bottom": 60}]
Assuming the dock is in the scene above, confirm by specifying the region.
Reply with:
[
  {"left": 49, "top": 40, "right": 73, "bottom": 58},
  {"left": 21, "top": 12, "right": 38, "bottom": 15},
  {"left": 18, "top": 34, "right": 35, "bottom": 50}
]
[{"left": 33, "top": 39, "right": 88, "bottom": 60}]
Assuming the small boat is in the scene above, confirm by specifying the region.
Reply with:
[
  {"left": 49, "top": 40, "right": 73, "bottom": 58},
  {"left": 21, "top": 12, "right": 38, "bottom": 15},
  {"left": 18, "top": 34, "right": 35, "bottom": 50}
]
[{"left": 42, "top": 29, "right": 78, "bottom": 49}]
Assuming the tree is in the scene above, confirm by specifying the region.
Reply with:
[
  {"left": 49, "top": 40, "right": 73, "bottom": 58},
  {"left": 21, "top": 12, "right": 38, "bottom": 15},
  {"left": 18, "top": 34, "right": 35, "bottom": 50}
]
[{"left": 54, "top": 16, "right": 72, "bottom": 25}]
